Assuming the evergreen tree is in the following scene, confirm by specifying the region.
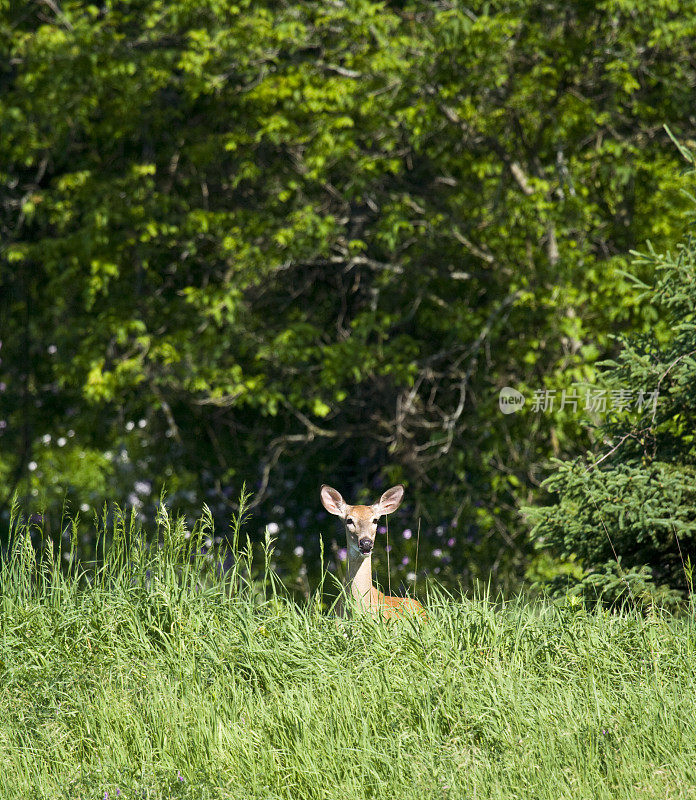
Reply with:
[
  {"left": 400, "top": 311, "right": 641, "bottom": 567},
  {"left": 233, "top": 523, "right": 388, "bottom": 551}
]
[{"left": 528, "top": 139, "right": 696, "bottom": 607}]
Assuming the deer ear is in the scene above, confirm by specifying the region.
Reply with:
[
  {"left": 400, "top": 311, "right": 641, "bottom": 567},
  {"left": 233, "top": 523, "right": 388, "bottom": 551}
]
[
  {"left": 376, "top": 484, "right": 404, "bottom": 515},
  {"left": 320, "top": 485, "right": 346, "bottom": 517}
]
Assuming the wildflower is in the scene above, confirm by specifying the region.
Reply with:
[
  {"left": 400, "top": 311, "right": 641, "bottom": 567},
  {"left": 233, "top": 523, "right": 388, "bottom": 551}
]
[
  {"left": 385, "top": 545, "right": 392, "bottom": 553},
  {"left": 432, "top": 548, "right": 443, "bottom": 558},
  {"left": 177, "top": 770, "right": 184, "bottom": 782},
  {"left": 57, "top": 437, "right": 67, "bottom": 447},
  {"left": 406, "top": 571, "right": 416, "bottom": 581},
  {"left": 447, "top": 537, "right": 456, "bottom": 547},
  {"left": 402, "top": 556, "right": 409, "bottom": 565},
  {"left": 402, "top": 529, "right": 412, "bottom": 539},
  {"left": 266, "top": 522, "right": 279, "bottom": 535},
  {"left": 337, "top": 547, "right": 347, "bottom": 561},
  {"left": 378, "top": 525, "right": 387, "bottom": 534},
  {"left": 293, "top": 545, "right": 304, "bottom": 557}
]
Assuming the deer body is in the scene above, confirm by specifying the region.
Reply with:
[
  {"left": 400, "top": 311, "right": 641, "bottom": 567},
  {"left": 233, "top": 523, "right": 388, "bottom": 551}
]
[{"left": 321, "top": 485, "right": 426, "bottom": 621}]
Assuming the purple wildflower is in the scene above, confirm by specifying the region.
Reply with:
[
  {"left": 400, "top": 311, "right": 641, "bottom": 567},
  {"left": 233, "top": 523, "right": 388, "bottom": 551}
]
[{"left": 402, "top": 529, "right": 412, "bottom": 539}]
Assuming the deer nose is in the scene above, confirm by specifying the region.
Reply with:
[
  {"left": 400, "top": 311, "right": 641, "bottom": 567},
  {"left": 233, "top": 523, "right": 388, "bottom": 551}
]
[{"left": 358, "top": 538, "right": 373, "bottom": 554}]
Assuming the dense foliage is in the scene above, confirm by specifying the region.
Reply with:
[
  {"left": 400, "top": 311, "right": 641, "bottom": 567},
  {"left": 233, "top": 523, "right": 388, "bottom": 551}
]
[
  {"left": 528, "top": 142, "right": 696, "bottom": 606},
  {"left": 2, "top": 0, "right": 696, "bottom": 590}
]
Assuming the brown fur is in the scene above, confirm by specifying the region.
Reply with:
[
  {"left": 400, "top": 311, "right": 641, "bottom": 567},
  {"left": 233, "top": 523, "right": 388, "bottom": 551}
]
[{"left": 320, "top": 485, "right": 426, "bottom": 621}]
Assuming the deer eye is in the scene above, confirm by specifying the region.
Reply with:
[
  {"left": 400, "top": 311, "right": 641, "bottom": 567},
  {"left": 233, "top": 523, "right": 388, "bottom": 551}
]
[
  {"left": 346, "top": 518, "right": 354, "bottom": 525},
  {"left": 373, "top": 518, "right": 379, "bottom": 524}
]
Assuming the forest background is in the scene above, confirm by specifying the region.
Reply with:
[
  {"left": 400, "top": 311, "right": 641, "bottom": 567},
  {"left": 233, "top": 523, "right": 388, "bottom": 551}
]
[{"left": 2, "top": 0, "right": 695, "bottom": 600}]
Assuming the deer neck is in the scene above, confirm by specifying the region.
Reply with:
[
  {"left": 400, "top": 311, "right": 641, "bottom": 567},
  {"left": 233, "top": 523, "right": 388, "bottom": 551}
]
[{"left": 345, "top": 540, "right": 376, "bottom": 611}]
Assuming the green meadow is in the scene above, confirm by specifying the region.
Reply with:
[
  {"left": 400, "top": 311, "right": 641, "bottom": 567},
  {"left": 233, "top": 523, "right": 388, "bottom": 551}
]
[{"left": 1, "top": 505, "right": 695, "bottom": 800}]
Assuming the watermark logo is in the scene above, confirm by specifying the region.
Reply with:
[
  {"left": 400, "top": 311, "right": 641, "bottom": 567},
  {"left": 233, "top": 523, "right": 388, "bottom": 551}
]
[
  {"left": 497, "top": 386, "right": 660, "bottom": 415},
  {"left": 499, "top": 387, "right": 526, "bottom": 414}
]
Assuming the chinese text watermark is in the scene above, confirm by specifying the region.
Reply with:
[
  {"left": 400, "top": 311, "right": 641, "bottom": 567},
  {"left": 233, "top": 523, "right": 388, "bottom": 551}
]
[{"left": 498, "top": 386, "right": 659, "bottom": 415}]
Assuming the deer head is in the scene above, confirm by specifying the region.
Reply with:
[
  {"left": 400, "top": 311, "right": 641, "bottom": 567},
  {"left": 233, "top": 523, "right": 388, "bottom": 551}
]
[{"left": 320, "top": 484, "right": 404, "bottom": 556}]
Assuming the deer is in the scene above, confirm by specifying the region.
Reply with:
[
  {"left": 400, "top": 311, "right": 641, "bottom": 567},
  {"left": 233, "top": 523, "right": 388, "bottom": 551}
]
[{"left": 320, "top": 484, "right": 426, "bottom": 621}]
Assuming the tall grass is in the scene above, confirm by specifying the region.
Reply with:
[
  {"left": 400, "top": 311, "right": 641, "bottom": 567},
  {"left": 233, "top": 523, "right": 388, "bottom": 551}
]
[{"left": 2, "top": 500, "right": 696, "bottom": 799}]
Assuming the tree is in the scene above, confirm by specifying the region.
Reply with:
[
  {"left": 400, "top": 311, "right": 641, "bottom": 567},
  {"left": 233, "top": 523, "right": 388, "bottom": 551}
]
[
  {"left": 527, "top": 139, "right": 696, "bottom": 607},
  {"left": 2, "top": 1, "right": 696, "bottom": 592}
]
